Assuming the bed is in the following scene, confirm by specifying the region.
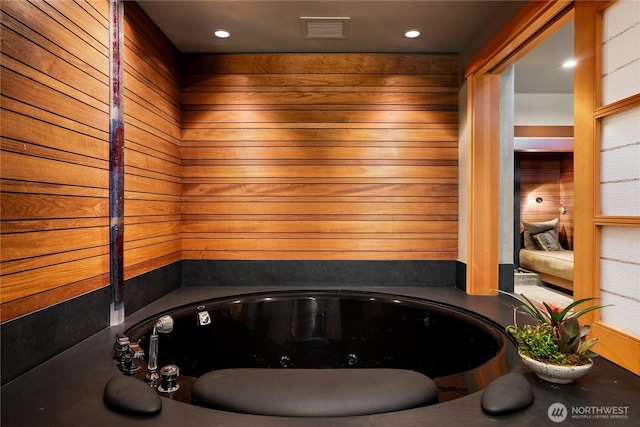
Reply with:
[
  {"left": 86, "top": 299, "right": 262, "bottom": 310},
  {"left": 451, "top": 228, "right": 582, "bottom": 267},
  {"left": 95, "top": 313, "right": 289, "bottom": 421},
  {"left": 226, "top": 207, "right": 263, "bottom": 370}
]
[{"left": 518, "top": 218, "right": 574, "bottom": 292}]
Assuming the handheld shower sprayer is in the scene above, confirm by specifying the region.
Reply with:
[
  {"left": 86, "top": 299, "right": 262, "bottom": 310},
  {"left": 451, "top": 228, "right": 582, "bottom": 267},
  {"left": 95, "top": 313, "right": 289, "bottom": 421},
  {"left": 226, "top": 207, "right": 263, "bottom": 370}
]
[
  {"left": 146, "top": 315, "right": 174, "bottom": 386},
  {"left": 153, "top": 315, "right": 174, "bottom": 334}
]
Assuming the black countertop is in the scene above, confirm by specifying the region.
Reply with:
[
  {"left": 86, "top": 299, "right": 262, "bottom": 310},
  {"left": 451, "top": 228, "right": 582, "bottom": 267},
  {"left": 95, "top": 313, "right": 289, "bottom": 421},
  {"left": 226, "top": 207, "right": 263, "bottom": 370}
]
[{"left": 2, "top": 287, "right": 639, "bottom": 426}]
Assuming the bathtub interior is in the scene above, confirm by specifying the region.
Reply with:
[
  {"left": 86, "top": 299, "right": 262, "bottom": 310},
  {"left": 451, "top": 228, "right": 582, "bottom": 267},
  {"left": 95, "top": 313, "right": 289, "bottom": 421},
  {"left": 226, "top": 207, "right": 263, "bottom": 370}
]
[{"left": 121, "top": 290, "right": 513, "bottom": 413}]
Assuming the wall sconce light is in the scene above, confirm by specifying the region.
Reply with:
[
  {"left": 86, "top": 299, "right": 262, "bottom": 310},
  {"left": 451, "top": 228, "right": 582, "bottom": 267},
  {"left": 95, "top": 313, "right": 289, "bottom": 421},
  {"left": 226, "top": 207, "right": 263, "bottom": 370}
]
[{"left": 535, "top": 196, "right": 567, "bottom": 214}]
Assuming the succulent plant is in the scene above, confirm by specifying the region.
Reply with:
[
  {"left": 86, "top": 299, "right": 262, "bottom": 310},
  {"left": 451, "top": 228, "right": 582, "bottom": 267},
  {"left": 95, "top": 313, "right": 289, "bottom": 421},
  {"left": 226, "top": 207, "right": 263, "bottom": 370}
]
[{"left": 499, "top": 290, "right": 611, "bottom": 366}]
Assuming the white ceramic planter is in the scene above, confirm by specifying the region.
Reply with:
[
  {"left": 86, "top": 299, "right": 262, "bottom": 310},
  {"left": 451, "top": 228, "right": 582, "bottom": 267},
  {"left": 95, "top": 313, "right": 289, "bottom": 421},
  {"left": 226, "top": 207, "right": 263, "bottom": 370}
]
[{"left": 520, "top": 353, "right": 593, "bottom": 384}]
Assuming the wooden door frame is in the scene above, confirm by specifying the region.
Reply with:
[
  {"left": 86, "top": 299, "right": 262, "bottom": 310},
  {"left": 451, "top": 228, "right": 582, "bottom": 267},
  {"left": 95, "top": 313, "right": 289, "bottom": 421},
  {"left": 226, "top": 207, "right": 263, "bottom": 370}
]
[
  {"left": 463, "top": 0, "right": 574, "bottom": 294},
  {"left": 572, "top": 0, "right": 640, "bottom": 375}
]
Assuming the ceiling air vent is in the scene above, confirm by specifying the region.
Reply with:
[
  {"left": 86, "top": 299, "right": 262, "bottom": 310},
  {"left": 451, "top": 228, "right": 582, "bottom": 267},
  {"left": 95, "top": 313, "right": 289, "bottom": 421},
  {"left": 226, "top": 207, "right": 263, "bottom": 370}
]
[{"left": 300, "top": 17, "right": 350, "bottom": 39}]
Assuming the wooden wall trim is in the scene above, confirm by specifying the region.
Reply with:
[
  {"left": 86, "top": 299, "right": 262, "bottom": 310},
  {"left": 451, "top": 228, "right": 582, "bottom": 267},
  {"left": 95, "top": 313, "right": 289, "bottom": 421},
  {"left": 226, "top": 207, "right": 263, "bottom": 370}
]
[
  {"left": 573, "top": 0, "right": 601, "bottom": 326},
  {"left": 463, "top": 1, "right": 575, "bottom": 296},
  {"left": 464, "top": 0, "right": 573, "bottom": 76},
  {"left": 573, "top": 0, "right": 640, "bottom": 375},
  {"left": 514, "top": 126, "right": 574, "bottom": 137},
  {"left": 590, "top": 322, "right": 640, "bottom": 375},
  {"left": 466, "top": 73, "right": 500, "bottom": 294}
]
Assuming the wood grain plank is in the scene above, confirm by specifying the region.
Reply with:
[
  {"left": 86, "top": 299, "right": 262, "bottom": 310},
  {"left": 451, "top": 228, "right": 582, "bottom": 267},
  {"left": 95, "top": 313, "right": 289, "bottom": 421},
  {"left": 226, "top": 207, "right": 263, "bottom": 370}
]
[
  {"left": 0, "top": 217, "right": 107, "bottom": 233},
  {"left": 182, "top": 183, "right": 457, "bottom": 197},
  {"left": 180, "top": 147, "right": 457, "bottom": 161},
  {"left": 1, "top": 228, "right": 107, "bottom": 262},
  {"left": 183, "top": 53, "right": 457, "bottom": 74},
  {"left": 1, "top": 245, "right": 108, "bottom": 276},
  {"left": 124, "top": 252, "right": 181, "bottom": 281},
  {"left": 181, "top": 73, "right": 457, "bottom": 88},
  {"left": 181, "top": 251, "right": 457, "bottom": 261},
  {"left": 1, "top": 193, "right": 107, "bottom": 220},
  {"left": 124, "top": 242, "right": 181, "bottom": 267},
  {"left": 182, "top": 165, "right": 457, "bottom": 179},
  {"left": 182, "top": 110, "right": 458, "bottom": 124},
  {"left": 125, "top": 221, "right": 181, "bottom": 243},
  {"left": 181, "top": 128, "right": 457, "bottom": 142},
  {"left": 0, "top": 96, "right": 108, "bottom": 141},
  {"left": 181, "top": 220, "right": 457, "bottom": 234},
  {"left": 0, "top": 255, "right": 109, "bottom": 304},
  {"left": 181, "top": 201, "right": 457, "bottom": 215},
  {"left": 1, "top": 67, "right": 108, "bottom": 129},
  {"left": 124, "top": 199, "right": 181, "bottom": 217},
  {"left": 181, "top": 91, "right": 458, "bottom": 106},
  {"left": 0, "top": 0, "right": 108, "bottom": 78},
  {"left": 123, "top": 1, "right": 181, "bottom": 83},
  {"left": 1, "top": 27, "right": 107, "bottom": 104},
  {"left": 182, "top": 238, "right": 456, "bottom": 253},
  {"left": 182, "top": 214, "right": 458, "bottom": 222}
]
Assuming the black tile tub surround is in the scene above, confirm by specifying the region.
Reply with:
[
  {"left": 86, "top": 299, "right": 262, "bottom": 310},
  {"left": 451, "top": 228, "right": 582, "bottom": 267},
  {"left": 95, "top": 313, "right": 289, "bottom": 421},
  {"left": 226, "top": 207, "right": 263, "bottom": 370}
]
[
  {"left": 454, "top": 262, "right": 514, "bottom": 292},
  {"left": 499, "top": 263, "right": 515, "bottom": 293},
  {"left": 1, "top": 263, "right": 181, "bottom": 386},
  {"left": 182, "top": 260, "right": 457, "bottom": 287},
  {"left": 0, "top": 286, "right": 110, "bottom": 385},
  {"left": 124, "top": 262, "right": 181, "bottom": 315},
  {"left": 455, "top": 260, "right": 467, "bottom": 291}
]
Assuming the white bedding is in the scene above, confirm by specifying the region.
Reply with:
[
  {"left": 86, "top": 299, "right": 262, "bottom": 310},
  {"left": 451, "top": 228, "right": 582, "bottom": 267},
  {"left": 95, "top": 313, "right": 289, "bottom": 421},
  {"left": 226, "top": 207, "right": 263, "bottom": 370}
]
[{"left": 519, "top": 249, "right": 574, "bottom": 282}]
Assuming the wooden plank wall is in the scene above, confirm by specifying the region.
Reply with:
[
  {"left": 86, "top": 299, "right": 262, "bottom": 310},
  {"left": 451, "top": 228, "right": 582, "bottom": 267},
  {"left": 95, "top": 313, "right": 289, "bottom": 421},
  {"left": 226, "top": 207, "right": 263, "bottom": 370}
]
[
  {"left": 519, "top": 153, "right": 574, "bottom": 249},
  {"left": 0, "top": 1, "right": 181, "bottom": 323},
  {"left": 0, "top": 0, "right": 110, "bottom": 322},
  {"left": 181, "top": 54, "right": 459, "bottom": 260},
  {"left": 122, "top": 2, "right": 181, "bottom": 278}
]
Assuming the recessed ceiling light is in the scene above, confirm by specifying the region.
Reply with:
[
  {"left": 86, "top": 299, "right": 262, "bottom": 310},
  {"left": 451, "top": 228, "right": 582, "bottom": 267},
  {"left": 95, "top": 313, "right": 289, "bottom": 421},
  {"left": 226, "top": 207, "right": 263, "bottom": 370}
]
[
  {"left": 405, "top": 30, "right": 420, "bottom": 39},
  {"left": 562, "top": 59, "right": 577, "bottom": 68},
  {"left": 214, "top": 30, "right": 230, "bottom": 39}
]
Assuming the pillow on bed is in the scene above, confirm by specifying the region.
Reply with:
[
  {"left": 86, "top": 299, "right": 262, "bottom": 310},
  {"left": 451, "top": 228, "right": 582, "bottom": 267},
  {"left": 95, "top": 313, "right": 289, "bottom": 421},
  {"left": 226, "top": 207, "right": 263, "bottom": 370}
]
[
  {"left": 532, "top": 229, "right": 564, "bottom": 251},
  {"left": 522, "top": 218, "right": 559, "bottom": 250}
]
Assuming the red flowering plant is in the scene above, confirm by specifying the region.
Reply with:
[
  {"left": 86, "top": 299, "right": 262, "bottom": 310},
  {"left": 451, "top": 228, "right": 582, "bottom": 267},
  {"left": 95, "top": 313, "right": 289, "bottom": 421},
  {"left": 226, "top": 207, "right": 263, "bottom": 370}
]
[{"left": 498, "top": 290, "right": 612, "bottom": 365}]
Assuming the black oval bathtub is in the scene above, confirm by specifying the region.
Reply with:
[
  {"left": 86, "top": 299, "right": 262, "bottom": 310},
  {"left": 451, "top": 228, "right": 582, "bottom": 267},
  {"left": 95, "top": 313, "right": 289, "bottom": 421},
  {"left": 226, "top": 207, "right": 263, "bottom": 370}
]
[{"left": 122, "top": 290, "right": 512, "bottom": 416}]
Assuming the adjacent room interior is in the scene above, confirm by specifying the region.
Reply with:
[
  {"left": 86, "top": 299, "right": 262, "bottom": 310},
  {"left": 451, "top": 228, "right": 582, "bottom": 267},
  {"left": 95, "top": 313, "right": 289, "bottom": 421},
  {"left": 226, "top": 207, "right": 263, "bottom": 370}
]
[{"left": 512, "top": 19, "right": 574, "bottom": 307}]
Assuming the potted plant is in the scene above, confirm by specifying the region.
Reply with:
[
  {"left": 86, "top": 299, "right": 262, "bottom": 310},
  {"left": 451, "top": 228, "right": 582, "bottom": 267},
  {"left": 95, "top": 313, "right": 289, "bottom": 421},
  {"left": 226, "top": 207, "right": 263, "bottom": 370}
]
[{"left": 498, "top": 290, "right": 611, "bottom": 384}]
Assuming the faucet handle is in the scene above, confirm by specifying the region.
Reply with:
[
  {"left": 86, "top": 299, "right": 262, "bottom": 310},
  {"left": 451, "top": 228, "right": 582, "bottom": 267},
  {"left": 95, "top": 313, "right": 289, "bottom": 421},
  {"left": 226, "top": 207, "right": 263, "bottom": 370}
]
[
  {"left": 113, "top": 334, "right": 131, "bottom": 365},
  {"left": 112, "top": 334, "right": 144, "bottom": 375},
  {"left": 126, "top": 343, "right": 145, "bottom": 375},
  {"left": 115, "top": 333, "right": 130, "bottom": 346}
]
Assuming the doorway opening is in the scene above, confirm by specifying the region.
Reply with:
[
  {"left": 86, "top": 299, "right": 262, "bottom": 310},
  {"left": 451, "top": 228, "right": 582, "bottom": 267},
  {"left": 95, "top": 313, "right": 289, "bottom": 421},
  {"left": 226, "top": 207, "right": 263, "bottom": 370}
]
[{"left": 511, "top": 19, "right": 575, "bottom": 304}]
